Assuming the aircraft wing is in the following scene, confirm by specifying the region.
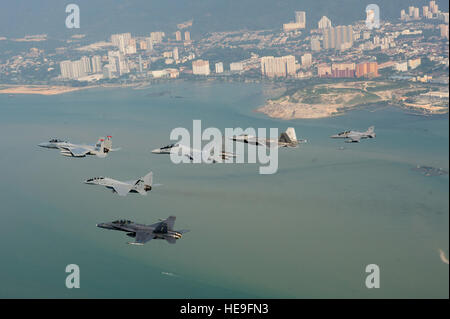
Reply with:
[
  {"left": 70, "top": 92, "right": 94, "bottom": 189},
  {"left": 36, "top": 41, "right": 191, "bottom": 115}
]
[
  {"left": 112, "top": 183, "right": 133, "bottom": 196},
  {"left": 134, "top": 231, "right": 154, "bottom": 244},
  {"left": 150, "top": 216, "right": 176, "bottom": 230},
  {"left": 59, "top": 146, "right": 90, "bottom": 157},
  {"left": 346, "top": 135, "right": 361, "bottom": 143}
]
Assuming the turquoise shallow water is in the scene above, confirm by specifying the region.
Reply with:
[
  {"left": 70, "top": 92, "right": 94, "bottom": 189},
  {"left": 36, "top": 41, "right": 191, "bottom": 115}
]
[{"left": 0, "top": 81, "right": 448, "bottom": 298}]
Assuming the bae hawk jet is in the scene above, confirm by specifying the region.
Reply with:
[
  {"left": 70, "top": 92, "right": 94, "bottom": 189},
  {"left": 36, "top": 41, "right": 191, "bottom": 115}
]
[
  {"left": 38, "top": 136, "right": 119, "bottom": 157},
  {"left": 231, "top": 127, "right": 306, "bottom": 148},
  {"left": 97, "top": 216, "right": 189, "bottom": 245},
  {"left": 84, "top": 171, "right": 156, "bottom": 196},
  {"left": 330, "top": 126, "right": 376, "bottom": 143}
]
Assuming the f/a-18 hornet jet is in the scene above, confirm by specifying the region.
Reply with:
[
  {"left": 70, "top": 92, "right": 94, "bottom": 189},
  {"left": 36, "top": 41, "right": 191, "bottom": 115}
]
[
  {"left": 231, "top": 127, "right": 307, "bottom": 148},
  {"left": 84, "top": 171, "right": 156, "bottom": 196},
  {"left": 330, "top": 126, "right": 376, "bottom": 143},
  {"left": 38, "top": 136, "right": 119, "bottom": 157},
  {"left": 97, "top": 216, "right": 189, "bottom": 245},
  {"left": 152, "top": 140, "right": 236, "bottom": 163}
]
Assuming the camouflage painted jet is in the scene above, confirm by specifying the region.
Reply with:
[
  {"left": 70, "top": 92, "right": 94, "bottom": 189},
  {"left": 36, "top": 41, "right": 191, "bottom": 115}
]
[
  {"left": 330, "top": 126, "right": 376, "bottom": 143},
  {"left": 231, "top": 127, "right": 307, "bottom": 148},
  {"left": 38, "top": 136, "right": 119, "bottom": 157},
  {"left": 96, "top": 216, "right": 189, "bottom": 245},
  {"left": 84, "top": 171, "right": 155, "bottom": 196}
]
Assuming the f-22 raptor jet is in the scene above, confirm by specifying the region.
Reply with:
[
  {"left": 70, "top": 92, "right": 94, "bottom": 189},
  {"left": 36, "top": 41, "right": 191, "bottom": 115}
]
[
  {"left": 231, "top": 127, "right": 307, "bottom": 148},
  {"left": 38, "top": 136, "right": 119, "bottom": 158},
  {"left": 84, "top": 172, "right": 155, "bottom": 196},
  {"left": 330, "top": 126, "right": 376, "bottom": 143},
  {"left": 97, "top": 216, "right": 189, "bottom": 245},
  {"left": 152, "top": 142, "right": 235, "bottom": 163}
]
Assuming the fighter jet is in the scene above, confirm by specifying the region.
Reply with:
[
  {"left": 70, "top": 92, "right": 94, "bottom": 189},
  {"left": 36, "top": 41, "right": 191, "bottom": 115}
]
[
  {"left": 97, "top": 216, "right": 189, "bottom": 245},
  {"left": 84, "top": 171, "right": 156, "bottom": 196},
  {"left": 231, "top": 127, "right": 306, "bottom": 148},
  {"left": 330, "top": 126, "right": 376, "bottom": 143},
  {"left": 151, "top": 142, "right": 235, "bottom": 163},
  {"left": 38, "top": 136, "right": 119, "bottom": 157}
]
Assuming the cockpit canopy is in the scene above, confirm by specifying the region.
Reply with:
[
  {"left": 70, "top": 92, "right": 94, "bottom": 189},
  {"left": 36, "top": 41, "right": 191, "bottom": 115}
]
[
  {"left": 86, "top": 177, "right": 104, "bottom": 182},
  {"left": 161, "top": 143, "right": 179, "bottom": 150},
  {"left": 49, "top": 138, "right": 65, "bottom": 143},
  {"left": 112, "top": 220, "right": 132, "bottom": 225},
  {"left": 338, "top": 131, "right": 351, "bottom": 135}
]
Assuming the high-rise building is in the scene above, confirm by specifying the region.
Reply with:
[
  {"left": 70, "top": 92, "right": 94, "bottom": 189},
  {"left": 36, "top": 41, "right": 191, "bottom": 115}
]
[
  {"left": 423, "top": 6, "right": 429, "bottom": 17},
  {"left": 230, "top": 62, "right": 244, "bottom": 72},
  {"left": 331, "top": 63, "right": 356, "bottom": 78},
  {"left": 430, "top": 1, "right": 438, "bottom": 14},
  {"left": 150, "top": 32, "right": 165, "bottom": 44},
  {"left": 440, "top": 24, "right": 449, "bottom": 39},
  {"left": 400, "top": 9, "right": 407, "bottom": 20},
  {"left": 215, "top": 62, "right": 224, "bottom": 73},
  {"left": 356, "top": 62, "right": 379, "bottom": 77},
  {"left": 138, "top": 55, "right": 143, "bottom": 73},
  {"left": 409, "top": 6, "right": 415, "bottom": 17},
  {"left": 295, "top": 11, "right": 306, "bottom": 28},
  {"left": 145, "top": 37, "right": 154, "bottom": 51},
  {"left": 59, "top": 58, "right": 91, "bottom": 79},
  {"left": 175, "top": 31, "right": 182, "bottom": 41},
  {"left": 323, "top": 25, "right": 353, "bottom": 50},
  {"left": 173, "top": 47, "right": 179, "bottom": 61},
  {"left": 108, "top": 50, "right": 129, "bottom": 76},
  {"left": 111, "top": 33, "right": 132, "bottom": 53},
  {"left": 192, "top": 59, "right": 210, "bottom": 75},
  {"left": 311, "top": 37, "right": 321, "bottom": 51},
  {"left": 413, "top": 7, "right": 420, "bottom": 19},
  {"left": 91, "top": 55, "right": 102, "bottom": 74},
  {"left": 260, "top": 55, "right": 296, "bottom": 78},
  {"left": 301, "top": 53, "right": 312, "bottom": 67},
  {"left": 318, "top": 16, "right": 332, "bottom": 29},
  {"left": 184, "top": 31, "right": 191, "bottom": 41}
]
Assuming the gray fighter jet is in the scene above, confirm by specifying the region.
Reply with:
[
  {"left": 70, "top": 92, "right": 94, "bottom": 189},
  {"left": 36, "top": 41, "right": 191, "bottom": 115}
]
[
  {"left": 38, "top": 136, "right": 119, "bottom": 157},
  {"left": 231, "top": 127, "right": 307, "bottom": 148},
  {"left": 97, "top": 216, "right": 189, "bottom": 245},
  {"left": 152, "top": 142, "right": 235, "bottom": 163},
  {"left": 84, "top": 172, "right": 155, "bottom": 196},
  {"left": 330, "top": 126, "right": 376, "bottom": 143}
]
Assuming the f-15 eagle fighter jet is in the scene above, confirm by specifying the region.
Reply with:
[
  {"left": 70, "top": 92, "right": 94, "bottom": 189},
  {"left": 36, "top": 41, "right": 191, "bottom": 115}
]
[
  {"left": 38, "top": 136, "right": 119, "bottom": 158},
  {"left": 84, "top": 171, "right": 156, "bottom": 196}
]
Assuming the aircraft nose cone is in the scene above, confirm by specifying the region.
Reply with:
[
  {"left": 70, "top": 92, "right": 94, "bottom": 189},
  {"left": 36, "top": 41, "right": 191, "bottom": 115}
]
[
  {"left": 38, "top": 143, "right": 47, "bottom": 147},
  {"left": 151, "top": 148, "right": 161, "bottom": 154}
]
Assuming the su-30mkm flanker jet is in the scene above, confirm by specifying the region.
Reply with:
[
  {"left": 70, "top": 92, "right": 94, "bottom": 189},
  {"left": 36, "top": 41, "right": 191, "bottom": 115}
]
[
  {"left": 97, "top": 216, "right": 189, "bottom": 245},
  {"left": 330, "top": 126, "right": 376, "bottom": 143},
  {"left": 231, "top": 127, "right": 307, "bottom": 148},
  {"left": 84, "top": 172, "right": 156, "bottom": 196},
  {"left": 38, "top": 136, "right": 119, "bottom": 157}
]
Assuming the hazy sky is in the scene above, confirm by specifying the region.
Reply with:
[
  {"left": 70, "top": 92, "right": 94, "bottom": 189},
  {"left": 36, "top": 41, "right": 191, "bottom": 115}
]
[{"left": 0, "top": 0, "right": 448, "bottom": 39}]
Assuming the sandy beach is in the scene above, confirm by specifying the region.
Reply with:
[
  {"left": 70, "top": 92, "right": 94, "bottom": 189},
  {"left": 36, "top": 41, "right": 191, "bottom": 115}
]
[{"left": 0, "top": 85, "right": 86, "bottom": 96}]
